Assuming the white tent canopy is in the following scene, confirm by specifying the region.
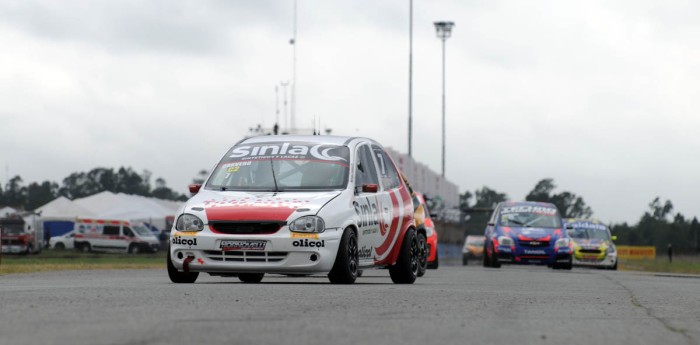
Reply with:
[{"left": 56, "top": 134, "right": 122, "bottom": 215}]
[
  {"left": 0, "top": 206, "right": 18, "bottom": 217},
  {"left": 36, "top": 196, "right": 95, "bottom": 219},
  {"left": 35, "top": 191, "right": 183, "bottom": 231}
]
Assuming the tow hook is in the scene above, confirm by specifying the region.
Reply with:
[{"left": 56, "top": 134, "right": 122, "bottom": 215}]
[{"left": 183, "top": 256, "right": 196, "bottom": 273}]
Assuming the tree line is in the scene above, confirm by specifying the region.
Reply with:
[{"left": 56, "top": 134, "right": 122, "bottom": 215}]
[
  {"left": 0, "top": 167, "right": 189, "bottom": 211},
  {"left": 459, "top": 178, "right": 700, "bottom": 254}
]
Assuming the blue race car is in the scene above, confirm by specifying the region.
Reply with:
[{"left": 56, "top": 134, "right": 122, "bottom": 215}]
[{"left": 483, "top": 201, "right": 572, "bottom": 270}]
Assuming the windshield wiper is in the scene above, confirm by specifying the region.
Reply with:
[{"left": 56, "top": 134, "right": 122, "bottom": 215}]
[{"left": 269, "top": 158, "right": 279, "bottom": 193}]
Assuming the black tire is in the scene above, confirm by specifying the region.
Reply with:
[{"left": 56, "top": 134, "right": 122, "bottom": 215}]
[
  {"left": 54, "top": 243, "right": 65, "bottom": 250},
  {"left": 238, "top": 273, "right": 264, "bottom": 283},
  {"left": 389, "top": 229, "right": 419, "bottom": 284},
  {"left": 80, "top": 243, "right": 91, "bottom": 253},
  {"left": 553, "top": 257, "right": 573, "bottom": 270},
  {"left": 462, "top": 255, "right": 469, "bottom": 266},
  {"left": 357, "top": 270, "right": 363, "bottom": 277},
  {"left": 610, "top": 261, "right": 618, "bottom": 270},
  {"left": 485, "top": 241, "right": 501, "bottom": 268},
  {"left": 167, "top": 252, "right": 199, "bottom": 284},
  {"left": 328, "top": 228, "right": 359, "bottom": 284},
  {"left": 416, "top": 232, "right": 427, "bottom": 277},
  {"left": 427, "top": 253, "right": 439, "bottom": 269},
  {"left": 128, "top": 244, "right": 141, "bottom": 254}
]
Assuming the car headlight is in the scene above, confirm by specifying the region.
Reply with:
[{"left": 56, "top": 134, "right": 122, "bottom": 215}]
[
  {"left": 175, "top": 214, "right": 204, "bottom": 231},
  {"left": 606, "top": 246, "right": 616, "bottom": 255},
  {"left": 289, "top": 216, "right": 325, "bottom": 233},
  {"left": 554, "top": 238, "right": 571, "bottom": 248},
  {"left": 426, "top": 227, "right": 434, "bottom": 237},
  {"left": 498, "top": 236, "right": 514, "bottom": 246}
]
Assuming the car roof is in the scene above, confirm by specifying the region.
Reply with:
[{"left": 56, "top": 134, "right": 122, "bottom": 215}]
[
  {"left": 238, "top": 135, "right": 377, "bottom": 147},
  {"left": 498, "top": 201, "right": 558, "bottom": 209}
]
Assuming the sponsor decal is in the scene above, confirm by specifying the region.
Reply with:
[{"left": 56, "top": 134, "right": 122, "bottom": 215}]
[
  {"left": 291, "top": 232, "right": 319, "bottom": 239},
  {"left": 172, "top": 237, "right": 198, "bottom": 246},
  {"left": 354, "top": 197, "right": 380, "bottom": 229},
  {"left": 568, "top": 222, "right": 607, "bottom": 231},
  {"left": 229, "top": 143, "right": 348, "bottom": 162},
  {"left": 524, "top": 249, "right": 546, "bottom": 255},
  {"left": 359, "top": 246, "right": 373, "bottom": 259},
  {"left": 292, "top": 239, "right": 325, "bottom": 248},
  {"left": 220, "top": 240, "right": 266, "bottom": 251},
  {"left": 501, "top": 205, "right": 557, "bottom": 215}
]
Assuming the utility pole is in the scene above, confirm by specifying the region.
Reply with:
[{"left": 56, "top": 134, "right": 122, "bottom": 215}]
[
  {"left": 290, "top": 0, "right": 298, "bottom": 131},
  {"left": 408, "top": 0, "right": 414, "bottom": 157},
  {"left": 281, "top": 81, "right": 290, "bottom": 132}
]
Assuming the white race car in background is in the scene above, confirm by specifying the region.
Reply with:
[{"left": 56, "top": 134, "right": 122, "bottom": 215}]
[
  {"left": 49, "top": 230, "right": 75, "bottom": 250},
  {"left": 168, "top": 135, "right": 420, "bottom": 284}
]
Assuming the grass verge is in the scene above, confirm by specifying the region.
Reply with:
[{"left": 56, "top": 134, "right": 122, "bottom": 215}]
[
  {"left": 619, "top": 256, "right": 700, "bottom": 275},
  {"left": 0, "top": 250, "right": 165, "bottom": 275}
]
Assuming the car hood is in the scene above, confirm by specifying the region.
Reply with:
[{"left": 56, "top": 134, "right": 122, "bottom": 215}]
[
  {"left": 183, "top": 189, "right": 342, "bottom": 223},
  {"left": 500, "top": 226, "right": 562, "bottom": 240},
  {"left": 572, "top": 238, "right": 611, "bottom": 248}
]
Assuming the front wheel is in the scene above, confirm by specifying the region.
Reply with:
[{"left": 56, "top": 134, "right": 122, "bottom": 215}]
[
  {"left": 167, "top": 252, "right": 199, "bottom": 284},
  {"left": 416, "top": 233, "right": 427, "bottom": 277},
  {"left": 128, "top": 244, "right": 141, "bottom": 254},
  {"left": 238, "top": 273, "right": 264, "bottom": 283},
  {"left": 328, "top": 228, "right": 359, "bottom": 284},
  {"left": 54, "top": 243, "right": 65, "bottom": 250},
  {"left": 462, "top": 255, "right": 469, "bottom": 266},
  {"left": 389, "top": 229, "right": 419, "bottom": 284},
  {"left": 80, "top": 243, "right": 91, "bottom": 253}
]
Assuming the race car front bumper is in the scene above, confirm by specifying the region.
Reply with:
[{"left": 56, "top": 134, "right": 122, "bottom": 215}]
[
  {"left": 573, "top": 253, "right": 617, "bottom": 268},
  {"left": 169, "top": 227, "right": 342, "bottom": 274},
  {"left": 495, "top": 245, "right": 572, "bottom": 265}
]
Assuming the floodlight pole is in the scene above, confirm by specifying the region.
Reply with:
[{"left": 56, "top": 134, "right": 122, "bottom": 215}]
[{"left": 434, "top": 21, "right": 454, "bottom": 178}]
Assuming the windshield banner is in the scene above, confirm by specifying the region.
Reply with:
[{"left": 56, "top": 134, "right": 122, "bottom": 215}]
[{"left": 229, "top": 142, "right": 349, "bottom": 163}]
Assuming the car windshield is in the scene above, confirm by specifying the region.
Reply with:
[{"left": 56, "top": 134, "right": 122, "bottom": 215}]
[
  {"left": 0, "top": 223, "right": 24, "bottom": 235},
  {"left": 207, "top": 142, "right": 350, "bottom": 191},
  {"left": 499, "top": 205, "right": 561, "bottom": 228},
  {"left": 131, "top": 225, "right": 153, "bottom": 237},
  {"left": 568, "top": 227, "right": 610, "bottom": 240}
]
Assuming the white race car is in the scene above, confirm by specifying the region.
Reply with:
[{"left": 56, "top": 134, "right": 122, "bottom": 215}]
[{"left": 168, "top": 135, "right": 419, "bottom": 284}]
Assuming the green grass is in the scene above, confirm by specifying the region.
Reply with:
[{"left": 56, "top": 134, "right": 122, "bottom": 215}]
[
  {"left": 619, "top": 256, "right": 700, "bottom": 275},
  {"left": 0, "top": 249, "right": 165, "bottom": 275}
]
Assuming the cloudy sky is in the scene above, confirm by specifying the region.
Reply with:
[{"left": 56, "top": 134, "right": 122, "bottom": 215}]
[{"left": 1, "top": 0, "right": 698, "bottom": 224}]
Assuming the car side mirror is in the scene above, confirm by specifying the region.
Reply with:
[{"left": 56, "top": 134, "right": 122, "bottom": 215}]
[
  {"left": 487, "top": 222, "right": 495, "bottom": 226},
  {"left": 189, "top": 184, "right": 202, "bottom": 194},
  {"left": 362, "top": 184, "right": 378, "bottom": 193},
  {"left": 611, "top": 235, "right": 618, "bottom": 241}
]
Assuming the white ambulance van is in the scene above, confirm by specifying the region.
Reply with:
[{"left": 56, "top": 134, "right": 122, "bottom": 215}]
[{"left": 74, "top": 218, "right": 160, "bottom": 254}]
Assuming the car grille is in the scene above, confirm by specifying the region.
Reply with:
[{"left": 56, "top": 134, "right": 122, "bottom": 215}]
[
  {"left": 203, "top": 250, "right": 288, "bottom": 263},
  {"left": 579, "top": 248, "right": 602, "bottom": 254},
  {"left": 1, "top": 239, "right": 23, "bottom": 245},
  {"left": 209, "top": 221, "right": 284, "bottom": 235},
  {"left": 518, "top": 240, "right": 549, "bottom": 247}
]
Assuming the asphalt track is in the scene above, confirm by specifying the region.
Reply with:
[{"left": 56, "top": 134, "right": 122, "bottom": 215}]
[{"left": 1, "top": 264, "right": 699, "bottom": 345}]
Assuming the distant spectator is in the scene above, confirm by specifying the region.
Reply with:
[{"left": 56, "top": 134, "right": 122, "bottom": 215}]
[{"left": 667, "top": 243, "right": 673, "bottom": 263}]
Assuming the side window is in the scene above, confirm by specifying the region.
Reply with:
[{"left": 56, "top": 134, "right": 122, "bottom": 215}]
[
  {"left": 371, "top": 146, "right": 400, "bottom": 189},
  {"left": 123, "top": 227, "right": 135, "bottom": 237},
  {"left": 103, "top": 226, "right": 120, "bottom": 236},
  {"left": 489, "top": 206, "right": 500, "bottom": 226},
  {"left": 354, "top": 145, "right": 379, "bottom": 190}
]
